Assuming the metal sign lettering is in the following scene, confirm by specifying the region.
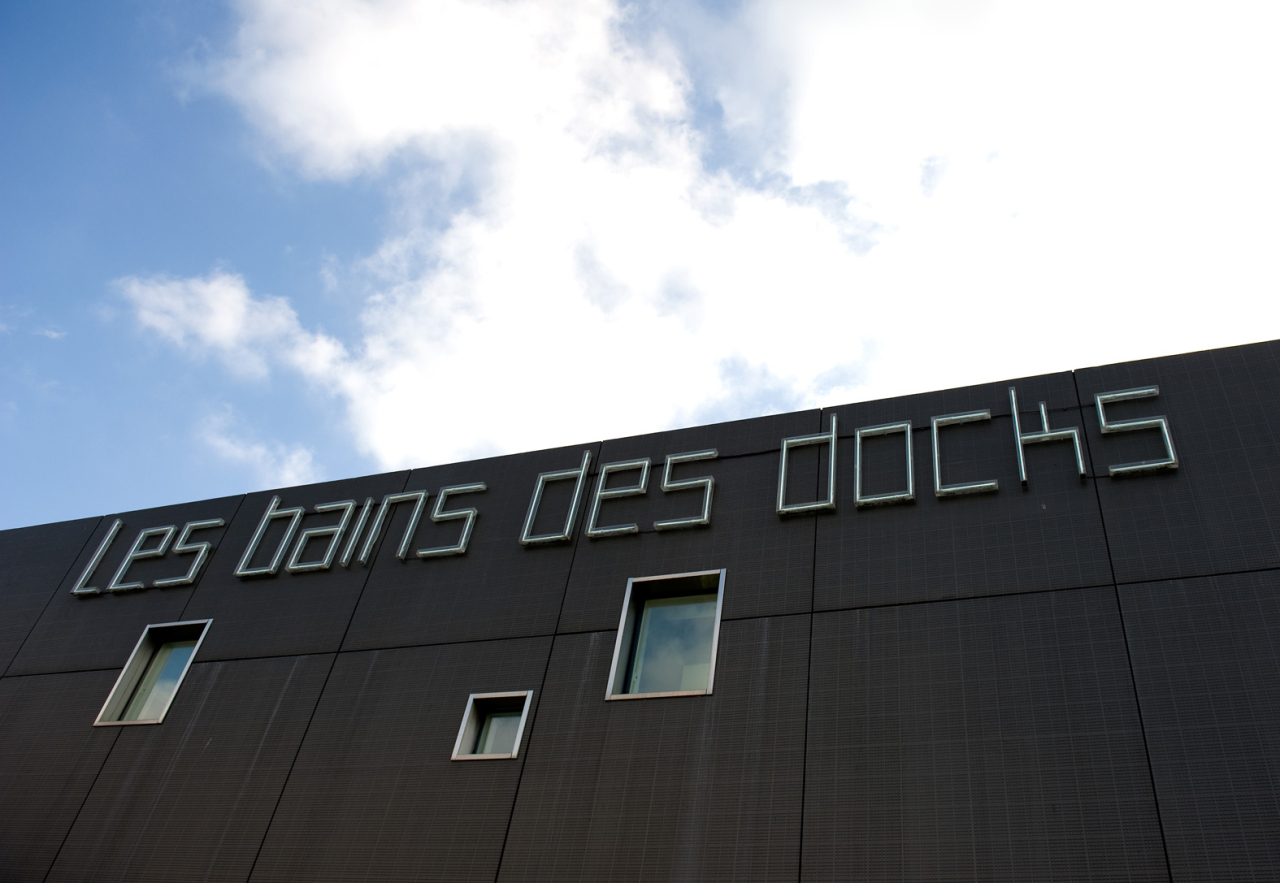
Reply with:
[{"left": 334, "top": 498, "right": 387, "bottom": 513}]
[
  {"left": 68, "top": 386, "right": 1176, "bottom": 595},
  {"left": 72, "top": 518, "right": 225, "bottom": 595}
]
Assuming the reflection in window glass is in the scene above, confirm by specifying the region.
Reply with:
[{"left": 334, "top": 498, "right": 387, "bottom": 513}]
[
  {"left": 121, "top": 639, "right": 197, "bottom": 722},
  {"left": 627, "top": 594, "right": 718, "bottom": 694},
  {"left": 476, "top": 711, "right": 522, "bottom": 755}
]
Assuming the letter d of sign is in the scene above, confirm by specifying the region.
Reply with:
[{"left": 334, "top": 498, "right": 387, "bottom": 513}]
[
  {"left": 777, "top": 415, "right": 838, "bottom": 515},
  {"left": 520, "top": 450, "right": 593, "bottom": 545}
]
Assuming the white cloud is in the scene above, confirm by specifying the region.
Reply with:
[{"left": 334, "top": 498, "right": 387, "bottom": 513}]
[
  {"left": 34, "top": 328, "right": 66, "bottom": 340},
  {"left": 132, "top": 0, "right": 1280, "bottom": 471},
  {"left": 117, "top": 270, "right": 349, "bottom": 381},
  {"left": 201, "top": 408, "right": 320, "bottom": 488}
]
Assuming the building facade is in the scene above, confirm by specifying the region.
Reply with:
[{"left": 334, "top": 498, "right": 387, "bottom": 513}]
[{"left": 1, "top": 340, "right": 1278, "bottom": 882}]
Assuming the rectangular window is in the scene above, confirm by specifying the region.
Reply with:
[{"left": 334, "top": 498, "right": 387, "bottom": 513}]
[
  {"left": 606, "top": 569, "right": 725, "bottom": 700},
  {"left": 94, "top": 620, "right": 211, "bottom": 726},
  {"left": 451, "top": 691, "right": 533, "bottom": 760}
]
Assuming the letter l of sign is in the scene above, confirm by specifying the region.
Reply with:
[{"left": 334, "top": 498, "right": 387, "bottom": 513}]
[{"left": 71, "top": 519, "right": 124, "bottom": 595}]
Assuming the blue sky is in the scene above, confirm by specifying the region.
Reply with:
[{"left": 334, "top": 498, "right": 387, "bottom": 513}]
[
  {"left": 2, "top": 1, "right": 383, "bottom": 527},
  {"left": 3, "top": 0, "right": 1279, "bottom": 530}
]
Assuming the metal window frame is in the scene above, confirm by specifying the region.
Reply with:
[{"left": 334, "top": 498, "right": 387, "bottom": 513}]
[
  {"left": 450, "top": 690, "right": 534, "bottom": 760},
  {"left": 605, "top": 568, "right": 726, "bottom": 701},
  {"left": 93, "top": 619, "right": 212, "bottom": 726}
]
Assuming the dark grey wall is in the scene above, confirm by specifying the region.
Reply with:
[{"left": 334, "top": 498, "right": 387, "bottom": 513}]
[{"left": 2, "top": 341, "right": 1278, "bottom": 883}]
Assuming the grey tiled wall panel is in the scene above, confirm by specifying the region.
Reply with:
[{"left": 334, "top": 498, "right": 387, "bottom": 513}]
[
  {"left": 814, "top": 411, "right": 1111, "bottom": 610},
  {"left": 1077, "top": 340, "right": 1280, "bottom": 582},
  {"left": 802, "top": 589, "right": 1168, "bottom": 882},
  {"left": 0, "top": 669, "right": 121, "bottom": 883},
  {"left": 0, "top": 516, "right": 99, "bottom": 674},
  {"left": 342, "top": 444, "right": 598, "bottom": 652},
  {"left": 249, "top": 636, "right": 552, "bottom": 883},
  {"left": 45, "top": 653, "right": 332, "bottom": 883},
  {"left": 9, "top": 498, "right": 241, "bottom": 676},
  {"left": 1120, "top": 571, "right": 1280, "bottom": 883},
  {"left": 499, "top": 615, "right": 809, "bottom": 883}
]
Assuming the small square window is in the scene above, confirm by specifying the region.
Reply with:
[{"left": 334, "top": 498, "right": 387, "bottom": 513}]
[
  {"left": 606, "top": 569, "right": 725, "bottom": 701},
  {"left": 451, "top": 691, "right": 533, "bottom": 760},
  {"left": 95, "top": 620, "right": 211, "bottom": 726}
]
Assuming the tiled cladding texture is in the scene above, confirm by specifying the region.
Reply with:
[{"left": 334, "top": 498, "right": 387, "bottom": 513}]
[
  {"left": 803, "top": 588, "right": 1168, "bottom": 882},
  {"left": 8, "top": 497, "right": 242, "bottom": 676},
  {"left": 498, "top": 615, "right": 809, "bottom": 883},
  {"left": 0, "top": 516, "right": 99, "bottom": 674},
  {"left": 558, "top": 449, "right": 819, "bottom": 632},
  {"left": 814, "top": 410, "right": 1111, "bottom": 609},
  {"left": 182, "top": 472, "right": 408, "bottom": 661},
  {"left": 45, "top": 653, "right": 332, "bottom": 883},
  {"left": 0, "top": 669, "right": 121, "bottom": 883},
  {"left": 342, "top": 444, "right": 599, "bottom": 652},
  {"left": 250, "top": 636, "right": 552, "bottom": 883},
  {"left": 1120, "top": 571, "right": 1280, "bottom": 883},
  {"left": 1077, "top": 339, "right": 1280, "bottom": 582}
]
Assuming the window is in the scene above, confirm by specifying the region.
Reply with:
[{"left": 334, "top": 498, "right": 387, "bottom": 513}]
[
  {"left": 95, "top": 620, "right": 211, "bottom": 726},
  {"left": 606, "top": 569, "right": 725, "bottom": 700},
  {"left": 451, "top": 691, "right": 533, "bottom": 760}
]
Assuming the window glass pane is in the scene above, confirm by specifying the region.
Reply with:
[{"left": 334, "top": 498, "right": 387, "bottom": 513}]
[
  {"left": 121, "top": 639, "right": 197, "bottom": 721},
  {"left": 627, "top": 594, "right": 717, "bottom": 694},
  {"left": 476, "top": 711, "right": 522, "bottom": 755}
]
